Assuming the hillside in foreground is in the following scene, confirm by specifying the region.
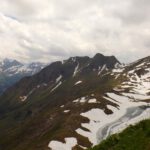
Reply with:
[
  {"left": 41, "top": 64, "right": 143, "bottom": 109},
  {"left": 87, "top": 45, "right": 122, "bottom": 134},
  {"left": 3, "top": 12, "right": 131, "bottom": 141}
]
[{"left": 89, "top": 119, "right": 150, "bottom": 150}]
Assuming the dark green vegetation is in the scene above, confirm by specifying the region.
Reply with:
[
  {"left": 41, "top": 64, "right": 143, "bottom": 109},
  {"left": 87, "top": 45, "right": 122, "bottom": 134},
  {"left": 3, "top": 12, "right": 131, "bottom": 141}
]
[{"left": 89, "top": 119, "right": 150, "bottom": 150}]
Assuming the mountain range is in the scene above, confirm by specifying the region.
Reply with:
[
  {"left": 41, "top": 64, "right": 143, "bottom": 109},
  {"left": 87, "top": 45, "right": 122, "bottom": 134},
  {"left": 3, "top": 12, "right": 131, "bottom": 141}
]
[
  {"left": 0, "top": 58, "right": 46, "bottom": 94},
  {"left": 0, "top": 53, "right": 149, "bottom": 150}
]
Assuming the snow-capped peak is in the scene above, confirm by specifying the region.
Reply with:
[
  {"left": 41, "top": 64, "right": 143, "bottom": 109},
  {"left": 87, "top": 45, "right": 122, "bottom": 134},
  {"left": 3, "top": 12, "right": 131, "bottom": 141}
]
[{"left": 0, "top": 58, "right": 47, "bottom": 94}]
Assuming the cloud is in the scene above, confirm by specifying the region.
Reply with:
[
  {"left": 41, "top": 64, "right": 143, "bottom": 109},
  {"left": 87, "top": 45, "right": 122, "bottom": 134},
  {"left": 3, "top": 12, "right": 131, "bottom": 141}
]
[
  {"left": 113, "top": 0, "right": 150, "bottom": 24},
  {"left": 0, "top": 0, "right": 149, "bottom": 63}
]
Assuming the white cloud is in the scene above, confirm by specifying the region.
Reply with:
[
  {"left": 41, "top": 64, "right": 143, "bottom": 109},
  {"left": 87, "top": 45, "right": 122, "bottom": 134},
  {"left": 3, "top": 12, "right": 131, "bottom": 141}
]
[{"left": 0, "top": 0, "right": 149, "bottom": 63}]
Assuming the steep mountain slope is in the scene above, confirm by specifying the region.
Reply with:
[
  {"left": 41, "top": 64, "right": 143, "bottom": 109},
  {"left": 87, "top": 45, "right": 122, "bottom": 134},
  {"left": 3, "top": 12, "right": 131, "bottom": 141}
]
[
  {"left": 0, "top": 54, "right": 119, "bottom": 115},
  {"left": 0, "top": 58, "right": 46, "bottom": 94},
  {"left": 0, "top": 54, "right": 149, "bottom": 150}
]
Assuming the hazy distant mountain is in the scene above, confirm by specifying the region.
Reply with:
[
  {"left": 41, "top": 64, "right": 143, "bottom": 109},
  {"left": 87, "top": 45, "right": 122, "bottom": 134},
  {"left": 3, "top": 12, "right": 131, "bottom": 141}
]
[
  {"left": 0, "top": 58, "right": 46, "bottom": 94},
  {"left": 0, "top": 54, "right": 149, "bottom": 150}
]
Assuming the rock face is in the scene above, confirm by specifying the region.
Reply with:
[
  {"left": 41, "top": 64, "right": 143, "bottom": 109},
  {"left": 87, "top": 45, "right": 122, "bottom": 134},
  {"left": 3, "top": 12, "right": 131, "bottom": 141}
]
[
  {"left": 0, "top": 54, "right": 149, "bottom": 150},
  {"left": 0, "top": 58, "right": 46, "bottom": 94}
]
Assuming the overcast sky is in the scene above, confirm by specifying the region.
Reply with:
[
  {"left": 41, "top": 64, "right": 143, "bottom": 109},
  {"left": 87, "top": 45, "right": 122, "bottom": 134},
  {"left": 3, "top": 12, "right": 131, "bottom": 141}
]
[{"left": 0, "top": 0, "right": 149, "bottom": 63}]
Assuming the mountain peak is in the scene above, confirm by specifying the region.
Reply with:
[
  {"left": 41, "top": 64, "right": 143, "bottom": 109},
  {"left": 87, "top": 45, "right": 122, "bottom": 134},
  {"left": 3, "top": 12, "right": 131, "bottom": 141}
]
[
  {"left": 93, "top": 53, "right": 105, "bottom": 59},
  {"left": 89, "top": 53, "right": 120, "bottom": 70},
  {"left": 0, "top": 58, "right": 23, "bottom": 70},
  {"left": 0, "top": 59, "right": 47, "bottom": 94}
]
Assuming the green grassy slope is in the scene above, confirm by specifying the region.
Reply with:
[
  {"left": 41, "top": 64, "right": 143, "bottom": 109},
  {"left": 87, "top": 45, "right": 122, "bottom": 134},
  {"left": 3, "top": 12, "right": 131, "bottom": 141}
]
[{"left": 89, "top": 119, "right": 150, "bottom": 150}]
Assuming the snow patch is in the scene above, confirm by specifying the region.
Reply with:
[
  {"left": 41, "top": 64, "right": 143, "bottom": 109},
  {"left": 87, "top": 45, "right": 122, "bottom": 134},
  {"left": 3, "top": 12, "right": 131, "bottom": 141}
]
[
  {"left": 64, "top": 110, "right": 70, "bottom": 113},
  {"left": 20, "top": 96, "right": 27, "bottom": 102},
  {"left": 75, "top": 81, "right": 82, "bottom": 85},
  {"left": 110, "top": 108, "right": 150, "bottom": 135},
  {"left": 76, "top": 92, "right": 147, "bottom": 145},
  {"left": 48, "top": 137, "right": 77, "bottom": 150},
  {"left": 73, "top": 99, "right": 79, "bottom": 103},
  {"left": 88, "top": 98, "right": 97, "bottom": 103},
  {"left": 73, "top": 63, "right": 79, "bottom": 77},
  {"left": 51, "top": 82, "right": 62, "bottom": 92},
  {"left": 112, "top": 68, "right": 124, "bottom": 73},
  {"left": 98, "top": 65, "right": 107, "bottom": 75},
  {"left": 73, "top": 97, "right": 87, "bottom": 103},
  {"left": 56, "top": 75, "right": 62, "bottom": 83},
  {"left": 80, "top": 97, "right": 87, "bottom": 103}
]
